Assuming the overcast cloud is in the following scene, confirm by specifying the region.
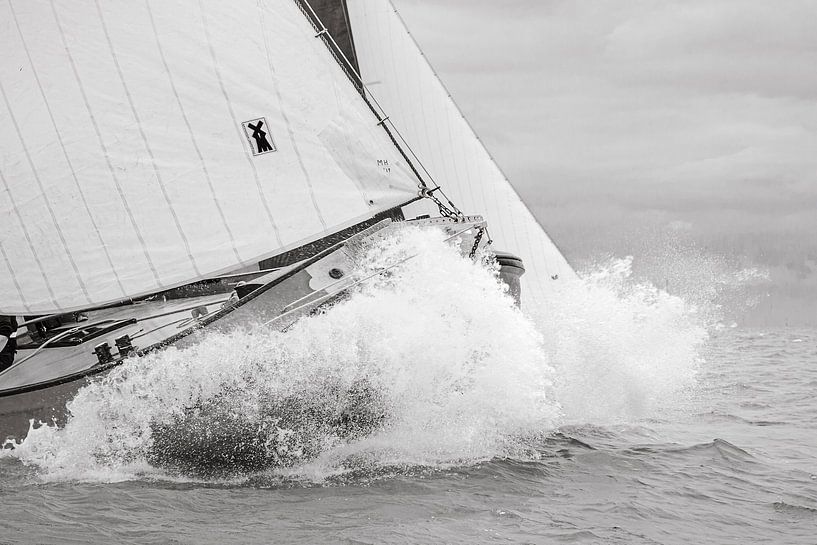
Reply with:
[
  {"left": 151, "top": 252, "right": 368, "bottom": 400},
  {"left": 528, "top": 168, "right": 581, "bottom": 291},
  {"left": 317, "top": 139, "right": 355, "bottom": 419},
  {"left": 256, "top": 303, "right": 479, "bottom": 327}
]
[{"left": 392, "top": 0, "right": 817, "bottom": 325}]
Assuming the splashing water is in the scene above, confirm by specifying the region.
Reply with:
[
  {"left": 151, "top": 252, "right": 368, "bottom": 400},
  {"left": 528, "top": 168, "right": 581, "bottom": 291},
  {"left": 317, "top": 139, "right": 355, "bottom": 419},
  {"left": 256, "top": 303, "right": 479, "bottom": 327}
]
[
  {"left": 5, "top": 227, "right": 714, "bottom": 482},
  {"left": 534, "top": 256, "right": 709, "bottom": 424}
]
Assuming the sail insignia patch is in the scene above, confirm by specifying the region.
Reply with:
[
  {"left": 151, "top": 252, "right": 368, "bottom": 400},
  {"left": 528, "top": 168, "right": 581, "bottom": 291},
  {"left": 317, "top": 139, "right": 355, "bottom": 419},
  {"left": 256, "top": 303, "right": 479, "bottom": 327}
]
[{"left": 242, "top": 117, "right": 277, "bottom": 156}]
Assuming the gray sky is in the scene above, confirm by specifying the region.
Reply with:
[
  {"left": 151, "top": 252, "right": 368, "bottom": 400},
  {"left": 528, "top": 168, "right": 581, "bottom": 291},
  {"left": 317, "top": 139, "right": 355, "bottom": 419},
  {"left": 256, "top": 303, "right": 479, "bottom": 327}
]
[{"left": 392, "top": 0, "right": 817, "bottom": 326}]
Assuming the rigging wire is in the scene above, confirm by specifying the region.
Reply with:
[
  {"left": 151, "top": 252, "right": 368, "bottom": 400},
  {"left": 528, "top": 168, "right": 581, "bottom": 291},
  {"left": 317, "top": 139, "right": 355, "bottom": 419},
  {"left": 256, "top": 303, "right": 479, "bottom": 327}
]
[{"left": 298, "top": 0, "right": 464, "bottom": 220}]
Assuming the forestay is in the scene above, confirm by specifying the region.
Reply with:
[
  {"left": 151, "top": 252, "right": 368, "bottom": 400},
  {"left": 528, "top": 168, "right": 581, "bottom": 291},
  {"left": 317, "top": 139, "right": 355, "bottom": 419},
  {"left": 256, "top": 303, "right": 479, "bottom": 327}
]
[
  {"left": 345, "top": 0, "right": 577, "bottom": 305},
  {"left": 0, "top": 0, "right": 419, "bottom": 314}
]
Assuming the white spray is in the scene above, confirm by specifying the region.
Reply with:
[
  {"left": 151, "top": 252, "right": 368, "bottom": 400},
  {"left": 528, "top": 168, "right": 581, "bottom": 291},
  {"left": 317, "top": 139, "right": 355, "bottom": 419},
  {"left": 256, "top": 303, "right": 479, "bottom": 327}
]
[{"left": 5, "top": 227, "right": 711, "bottom": 482}]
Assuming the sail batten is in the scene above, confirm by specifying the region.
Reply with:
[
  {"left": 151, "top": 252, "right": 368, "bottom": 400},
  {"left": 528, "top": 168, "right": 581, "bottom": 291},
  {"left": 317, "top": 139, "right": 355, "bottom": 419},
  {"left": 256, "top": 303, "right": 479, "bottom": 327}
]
[{"left": 0, "top": 0, "right": 420, "bottom": 314}]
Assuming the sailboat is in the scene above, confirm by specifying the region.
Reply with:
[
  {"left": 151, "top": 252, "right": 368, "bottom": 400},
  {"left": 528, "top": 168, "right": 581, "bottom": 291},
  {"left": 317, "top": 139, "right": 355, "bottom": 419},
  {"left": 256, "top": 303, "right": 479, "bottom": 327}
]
[{"left": 0, "top": 0, "right": 574, "bottom": 448}]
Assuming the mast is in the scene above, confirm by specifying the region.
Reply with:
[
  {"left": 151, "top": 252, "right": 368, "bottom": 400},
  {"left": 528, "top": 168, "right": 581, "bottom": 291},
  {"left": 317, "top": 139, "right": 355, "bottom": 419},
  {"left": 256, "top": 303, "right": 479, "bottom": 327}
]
[
  {"left": 295, "top": 0, "right": 361, "bottom": 76},
  {"left": 295, "top": 1, "right": 433, "bottom": 201},
  {"left": 295, "top": 0, "right": 464, "bottom": 220}
]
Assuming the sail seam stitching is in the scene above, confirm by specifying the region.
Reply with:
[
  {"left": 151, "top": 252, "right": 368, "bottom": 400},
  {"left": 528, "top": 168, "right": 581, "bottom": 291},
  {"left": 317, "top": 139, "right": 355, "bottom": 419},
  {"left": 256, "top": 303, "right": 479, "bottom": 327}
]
[
  {"left": 94, "top": 0, "right": 203, "bottom": 278},
  {"left": 196, "top": 0, "right": 283, "bottom": 249},
  {"left": 4, "top": 1, "right": 93, "bottom": 306},
  {"left": 0, "top": 233, "right": 31, "bottom": 314},
  {"left": 256, "top": 1, "right": 327, "bottom": 232},
  {"left": 0, "top": 168, "right": 58, "bottom": 310},
  {"left": 143, "top": 0, "right": 247, "bottom": 268},
  {"left": 9, "top": 0, "right": 127, "bottom": 302},
  {"left": 49, "top": 0, "right": 163, "bottom": 289}
]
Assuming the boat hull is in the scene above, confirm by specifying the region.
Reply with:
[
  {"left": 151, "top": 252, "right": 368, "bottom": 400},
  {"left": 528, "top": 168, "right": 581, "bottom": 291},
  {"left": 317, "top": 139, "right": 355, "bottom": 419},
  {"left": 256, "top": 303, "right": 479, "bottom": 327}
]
[
  {"left": 0, "top": 217, "right": 488, "bottom": 445},
  {"left": 0, "top": 376, "right": 90, "bottom": 441}
]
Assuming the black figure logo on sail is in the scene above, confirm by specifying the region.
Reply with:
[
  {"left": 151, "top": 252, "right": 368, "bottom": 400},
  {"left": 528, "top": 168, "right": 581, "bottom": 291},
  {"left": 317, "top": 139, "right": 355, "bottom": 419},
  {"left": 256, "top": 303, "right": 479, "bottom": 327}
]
[{"left": 242, "top": 117, "right": 277, "bottom": 156}]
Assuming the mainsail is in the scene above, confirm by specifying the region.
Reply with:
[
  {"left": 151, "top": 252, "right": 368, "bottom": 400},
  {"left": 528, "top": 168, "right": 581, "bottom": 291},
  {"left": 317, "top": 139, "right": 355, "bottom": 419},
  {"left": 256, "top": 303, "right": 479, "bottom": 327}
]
[
  {"left": 342, "top": 1, "right": 577, "bottom": 305},
  {"left": 0, "top": 0, "right": 421, "bottom": 314}
]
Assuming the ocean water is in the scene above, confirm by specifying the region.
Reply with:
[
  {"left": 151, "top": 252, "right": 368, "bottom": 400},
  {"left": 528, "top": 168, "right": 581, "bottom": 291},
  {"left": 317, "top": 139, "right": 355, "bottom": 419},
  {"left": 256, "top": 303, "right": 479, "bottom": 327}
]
[{"left": 1, "top": 230, "right": 814, "bottom": 544}]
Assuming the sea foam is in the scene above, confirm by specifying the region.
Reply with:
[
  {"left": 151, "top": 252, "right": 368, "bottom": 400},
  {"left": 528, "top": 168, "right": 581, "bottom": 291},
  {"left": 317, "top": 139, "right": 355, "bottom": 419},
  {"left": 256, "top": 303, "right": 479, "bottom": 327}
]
[{"left": 6, "top": 227, "right": 710, "bottom": 482}]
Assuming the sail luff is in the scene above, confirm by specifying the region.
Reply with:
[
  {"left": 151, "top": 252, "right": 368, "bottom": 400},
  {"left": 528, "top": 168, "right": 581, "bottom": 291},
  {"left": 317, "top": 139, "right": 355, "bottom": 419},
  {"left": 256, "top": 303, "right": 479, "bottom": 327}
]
[
  {"left": 295, "top": 0, "right": 361, "bottom": 76},
  {"left": 297, "top": 0, "right": 434, "bottom": 194}
]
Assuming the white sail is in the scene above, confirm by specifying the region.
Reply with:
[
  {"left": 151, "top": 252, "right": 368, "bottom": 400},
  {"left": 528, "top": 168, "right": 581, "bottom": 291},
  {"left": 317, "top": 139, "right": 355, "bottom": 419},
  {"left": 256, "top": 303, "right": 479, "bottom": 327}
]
[
  {"left": 345, "top": 0, "right": 576, "bottom": 305},
  {"left": 0, "top": 0, "right": 421, "bottom": 314}
]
